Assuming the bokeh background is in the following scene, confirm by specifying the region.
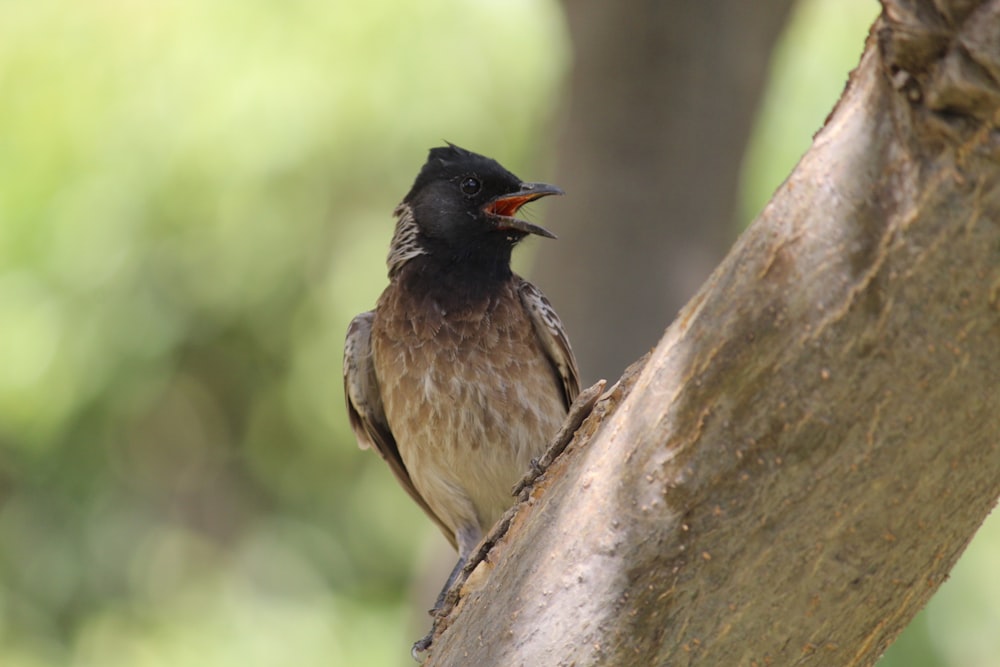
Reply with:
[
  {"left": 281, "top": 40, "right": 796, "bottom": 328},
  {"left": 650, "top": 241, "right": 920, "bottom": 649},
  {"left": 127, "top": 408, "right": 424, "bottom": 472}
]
[{"left": 1, "top": 1, "right": 997, "bottom": 666}]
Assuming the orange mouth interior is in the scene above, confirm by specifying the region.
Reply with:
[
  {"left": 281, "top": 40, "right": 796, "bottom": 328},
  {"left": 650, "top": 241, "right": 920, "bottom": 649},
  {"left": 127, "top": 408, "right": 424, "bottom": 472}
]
[{"left": 486, "top": 194, "right": 537, "bottom": 217}]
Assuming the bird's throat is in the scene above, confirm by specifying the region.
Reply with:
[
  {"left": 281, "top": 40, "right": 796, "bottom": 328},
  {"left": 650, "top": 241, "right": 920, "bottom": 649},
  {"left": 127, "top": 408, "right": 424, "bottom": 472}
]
[{"left": 398, "top": 250, "right": 515, "bottom": 309}]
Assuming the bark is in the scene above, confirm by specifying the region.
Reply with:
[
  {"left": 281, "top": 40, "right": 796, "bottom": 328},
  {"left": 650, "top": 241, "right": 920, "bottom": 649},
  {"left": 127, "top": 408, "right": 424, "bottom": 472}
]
[
  {"left": 424, "top": 2, "right": 1000, "bottom": 665},
  {"left": 536, "top": 0, "right": 797, "bottom": 383}
]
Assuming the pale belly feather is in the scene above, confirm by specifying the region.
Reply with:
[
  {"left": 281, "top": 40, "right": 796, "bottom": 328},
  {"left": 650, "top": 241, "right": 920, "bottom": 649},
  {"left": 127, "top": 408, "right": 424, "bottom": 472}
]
[{"left": 373, "top": 284, "right": 566, "bottom": 538}]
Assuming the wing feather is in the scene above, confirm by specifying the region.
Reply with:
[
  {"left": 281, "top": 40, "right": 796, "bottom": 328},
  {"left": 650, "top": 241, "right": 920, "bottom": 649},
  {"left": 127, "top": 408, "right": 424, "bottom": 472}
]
[
  {"left": 343, "top": 311, "right": 456, "bottom": 548},
  {"left": 517, "top": 279, "right": 581, "bottom": 410}
]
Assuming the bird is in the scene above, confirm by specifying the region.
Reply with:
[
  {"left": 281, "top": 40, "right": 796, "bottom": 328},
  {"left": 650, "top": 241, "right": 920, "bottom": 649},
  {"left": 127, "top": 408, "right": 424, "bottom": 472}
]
[{"left": 343, "top": 143, "right": 580, "bottom": 651}]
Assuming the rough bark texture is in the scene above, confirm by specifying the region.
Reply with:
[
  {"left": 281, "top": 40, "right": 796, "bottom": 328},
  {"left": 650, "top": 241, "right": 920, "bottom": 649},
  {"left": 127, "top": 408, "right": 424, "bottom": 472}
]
[
  {"left": 536, "top": 0, "right": 797, "bottom": 383},
  {"left": 424, "top": 2, "right": 1000, "bottom": 665}
]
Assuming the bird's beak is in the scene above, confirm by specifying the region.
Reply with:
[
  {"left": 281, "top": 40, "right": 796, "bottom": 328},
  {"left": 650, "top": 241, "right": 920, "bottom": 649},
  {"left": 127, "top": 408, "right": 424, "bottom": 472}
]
[{"left": 483, "top": 182, "right": 563, "bottom": 239}]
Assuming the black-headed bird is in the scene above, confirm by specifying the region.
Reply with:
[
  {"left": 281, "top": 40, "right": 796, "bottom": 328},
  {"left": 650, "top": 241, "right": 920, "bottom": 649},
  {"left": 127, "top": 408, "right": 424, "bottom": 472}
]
[{"left": 343, "top": 144, "right": 579, "bottom": 652}]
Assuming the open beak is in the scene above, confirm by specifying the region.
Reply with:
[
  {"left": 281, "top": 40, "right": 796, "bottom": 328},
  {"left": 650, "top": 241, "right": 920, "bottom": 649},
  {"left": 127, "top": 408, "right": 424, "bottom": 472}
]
[{"left": 483, "top": 182, "right": 563, "bottom": 239}]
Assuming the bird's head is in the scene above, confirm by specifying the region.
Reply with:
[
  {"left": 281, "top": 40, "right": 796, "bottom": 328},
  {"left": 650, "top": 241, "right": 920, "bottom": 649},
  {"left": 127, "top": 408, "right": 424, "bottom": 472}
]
[{"left": 397, "top": 144, "right": 562, "bottom": 266}]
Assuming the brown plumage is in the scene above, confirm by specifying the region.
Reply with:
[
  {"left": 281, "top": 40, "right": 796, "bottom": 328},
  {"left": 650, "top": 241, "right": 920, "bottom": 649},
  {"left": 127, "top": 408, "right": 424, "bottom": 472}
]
[{"left": 342, "top": 144, "right": 579, "bottom": 652}]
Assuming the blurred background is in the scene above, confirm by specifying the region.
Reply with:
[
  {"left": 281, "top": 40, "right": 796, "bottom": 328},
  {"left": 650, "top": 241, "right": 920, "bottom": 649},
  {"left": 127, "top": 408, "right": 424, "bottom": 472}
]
[{"left": 1, "top": 0, "right": 996, "bottom": 665}]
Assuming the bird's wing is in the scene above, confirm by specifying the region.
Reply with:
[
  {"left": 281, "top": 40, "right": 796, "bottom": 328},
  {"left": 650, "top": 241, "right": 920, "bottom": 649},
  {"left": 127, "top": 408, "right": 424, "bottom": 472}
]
[
  {"left": 343, "top": 311, "right": 456, "bottom": 548},
  {"left": 517, "top": 278, "right": 581, "bottom": 409}
]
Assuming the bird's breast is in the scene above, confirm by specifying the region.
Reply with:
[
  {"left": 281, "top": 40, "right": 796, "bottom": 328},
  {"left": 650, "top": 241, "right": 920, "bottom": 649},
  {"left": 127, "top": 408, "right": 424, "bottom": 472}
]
[{"left": 371, "top": 278, "right": 565, "bottom": 532}]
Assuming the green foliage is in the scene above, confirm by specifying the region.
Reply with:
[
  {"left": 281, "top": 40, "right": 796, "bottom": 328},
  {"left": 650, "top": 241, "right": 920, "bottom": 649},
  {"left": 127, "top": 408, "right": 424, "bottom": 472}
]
[
  {"left": 740, "top": 0, "right": 878, "bottom": 225},
  {"left": 0, "top": 0, "right": 567, "bottom": 664}
]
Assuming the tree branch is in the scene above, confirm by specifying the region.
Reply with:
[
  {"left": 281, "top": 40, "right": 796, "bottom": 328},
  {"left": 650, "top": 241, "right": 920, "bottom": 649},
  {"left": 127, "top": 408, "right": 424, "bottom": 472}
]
[{"left": 425, "top": 2, "right": 1000, "bottom": 664}]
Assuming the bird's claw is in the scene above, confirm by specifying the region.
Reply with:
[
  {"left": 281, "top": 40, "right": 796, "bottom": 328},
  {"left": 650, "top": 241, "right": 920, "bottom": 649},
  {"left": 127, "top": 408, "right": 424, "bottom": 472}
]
[{"left": 411, "top": 632, "right": 433, "bottom": 662}]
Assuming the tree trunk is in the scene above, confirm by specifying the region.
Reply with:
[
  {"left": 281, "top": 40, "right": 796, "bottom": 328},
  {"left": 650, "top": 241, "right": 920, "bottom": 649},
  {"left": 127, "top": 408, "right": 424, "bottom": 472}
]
[
  {"left": 536, "top": 0, "right": 797, "bottom": 383},
  {"left": 424, "top": 2, "right": 1000, "bottom": 665}
]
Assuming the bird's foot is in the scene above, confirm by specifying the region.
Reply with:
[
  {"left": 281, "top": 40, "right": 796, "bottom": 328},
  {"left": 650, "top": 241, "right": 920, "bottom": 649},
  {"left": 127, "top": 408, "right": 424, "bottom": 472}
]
[
  {"left": 411, "top": 631, "right": 434, "bottom": 662},
  {"left": 511, "top": 379, "right": 607, "bottom": 497},
  {"left": 528, "top": 457, "right": 544, "bottom": 475}
]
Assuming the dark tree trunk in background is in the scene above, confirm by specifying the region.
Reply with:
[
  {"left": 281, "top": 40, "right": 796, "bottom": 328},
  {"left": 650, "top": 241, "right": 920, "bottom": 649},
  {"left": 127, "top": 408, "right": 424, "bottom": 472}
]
[
  {"left": 424, "top": 1, "right": 1000, "bottom": 664},
  {"left": 536, "top": 0, "right": 797, "bottom": 383}
]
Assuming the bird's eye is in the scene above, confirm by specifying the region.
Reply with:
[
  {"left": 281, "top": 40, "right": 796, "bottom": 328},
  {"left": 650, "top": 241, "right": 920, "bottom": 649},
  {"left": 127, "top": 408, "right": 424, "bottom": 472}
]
[{"left": 460, "top": 177, "right": 481, "bottom": 195}]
